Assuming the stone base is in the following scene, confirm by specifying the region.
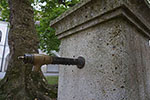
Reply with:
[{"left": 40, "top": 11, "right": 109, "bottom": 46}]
[{"left": 51, "top": 0, "right": 150, "bottom": 100}]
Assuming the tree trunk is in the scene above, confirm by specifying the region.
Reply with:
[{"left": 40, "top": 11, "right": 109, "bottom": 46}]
[{"left": 0, "top": 0, "right": 55, "bottom": 100}]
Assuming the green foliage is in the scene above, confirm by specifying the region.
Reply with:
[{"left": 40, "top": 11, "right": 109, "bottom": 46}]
[
  {"left": 34, "top": 0, "right": 67, "bottom": 54},
  {"left": 0, "top": 0, "right": 9, "bottom": 21},
  {"left": 46, "top": 76, "right": 58, "bottom": 85},
  {"left": 35, "top": 0, "right": 80, "bottom": 55},
  {"left": 0, "top": 0, "right": 80, "bottom": 55}
]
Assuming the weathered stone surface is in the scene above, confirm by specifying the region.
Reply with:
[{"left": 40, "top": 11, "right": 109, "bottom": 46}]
[{"left": 50, "top": 0, "right": 150, "bottom": 100}]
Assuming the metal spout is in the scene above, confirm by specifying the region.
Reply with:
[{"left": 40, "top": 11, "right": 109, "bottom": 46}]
[{"left": 18, "top": 54, "right": 85, "bottom": 70}]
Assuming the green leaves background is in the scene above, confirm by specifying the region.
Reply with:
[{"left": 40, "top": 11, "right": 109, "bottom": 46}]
[{"left": 0, "top": 0, "right": 80, "bottom": 55}]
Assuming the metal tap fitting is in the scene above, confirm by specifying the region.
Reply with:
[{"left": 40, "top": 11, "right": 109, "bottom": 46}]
[{"left": 18, "top": 54, "right": 85, "bottom": 71}]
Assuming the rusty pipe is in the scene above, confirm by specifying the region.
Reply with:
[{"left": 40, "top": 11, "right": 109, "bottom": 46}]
[{"left": 18, "top": 54, "right": 85, "bottom": 72}]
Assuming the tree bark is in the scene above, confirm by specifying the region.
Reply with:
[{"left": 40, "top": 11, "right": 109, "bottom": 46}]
[{"left": 0, "top": 0, "right": 55, "bottom": 100}]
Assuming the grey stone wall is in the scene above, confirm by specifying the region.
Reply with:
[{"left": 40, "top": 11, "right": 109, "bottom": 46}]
[{"left": 50, "top": 0, "right": 150, "bottom": 100}]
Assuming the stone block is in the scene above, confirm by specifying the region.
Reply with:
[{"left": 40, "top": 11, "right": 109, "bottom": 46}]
[{"left": 50, "top": 0, "right": 150, "bottom": 100}]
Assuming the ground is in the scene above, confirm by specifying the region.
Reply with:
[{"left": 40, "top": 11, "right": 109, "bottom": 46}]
[{"left": 0, "top": 75, "right": 58, "bottom": 99}]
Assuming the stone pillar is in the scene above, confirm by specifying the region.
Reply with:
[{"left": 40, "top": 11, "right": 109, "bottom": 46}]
[{"left": 50, "top": 0, "right": 150, "bottom": 100}]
